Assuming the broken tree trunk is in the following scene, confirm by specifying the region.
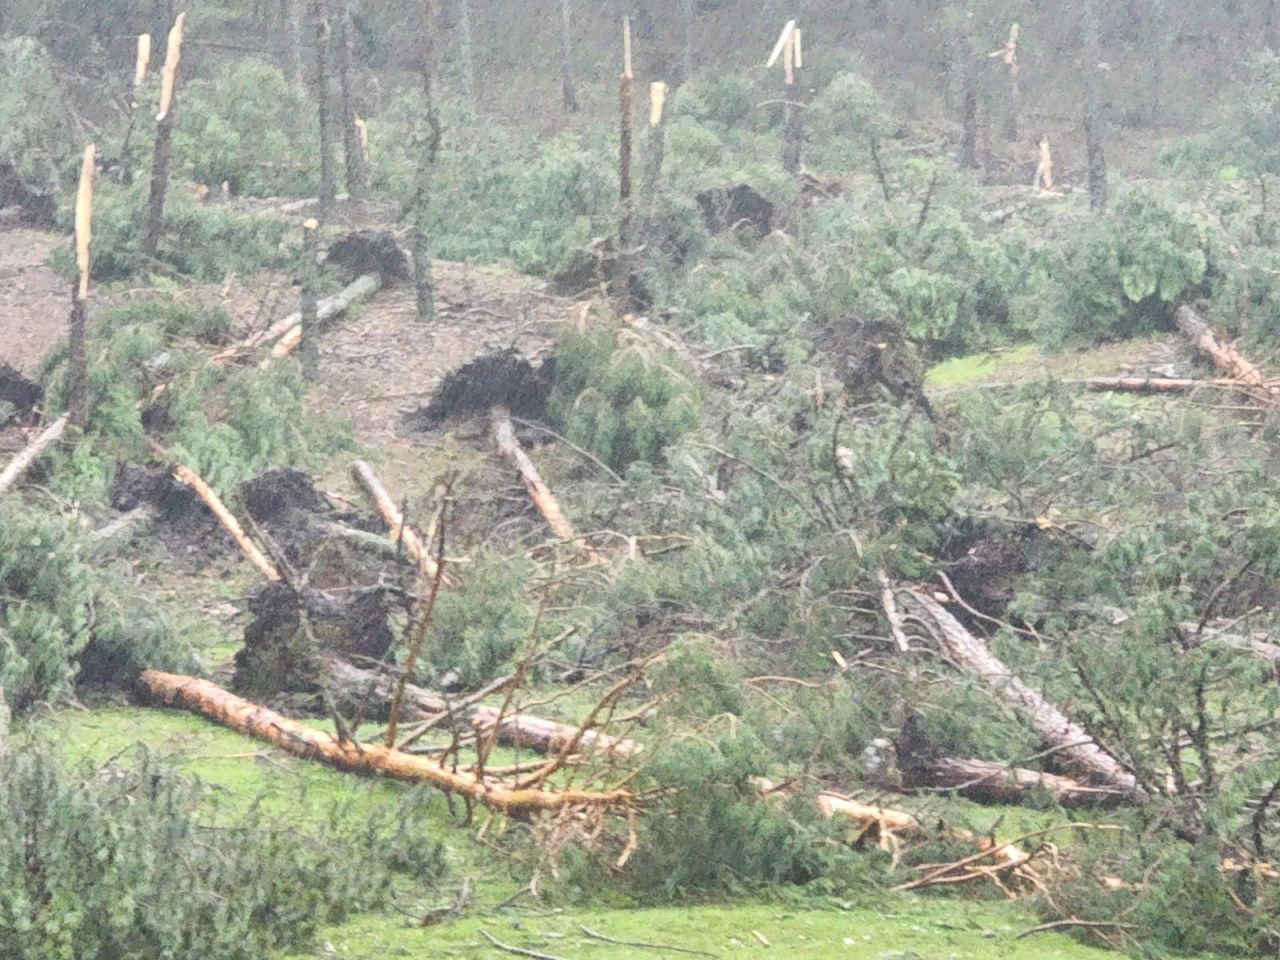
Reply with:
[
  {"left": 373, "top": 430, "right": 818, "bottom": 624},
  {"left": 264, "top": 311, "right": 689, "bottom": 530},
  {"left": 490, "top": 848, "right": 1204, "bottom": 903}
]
[
  {"left": 1081, "top": 0, "right": 1108, "bottom": 211},
  {"left": 323, "top": 657, "right": 639, "bottom": 757},
  {"left": 0, "top": 415, "right": 69, "bottom": 496},
  {"left": 559, "top": 0, "right": 579, "bottom": 112},
  {"left": 335, "top": 1, "right": 366, "bottom": 197},
  {"left": 150, "top": 443, "right": 282, "bottom": 582},
  {"left": 1175, "top": 305, "right": 1276, "bottom": 401},
  {"left": 350, "top": 458, "right": 442, "bottom": 579},
  {"left": 906, "top": 590, "right": 1148, "bottom": 802},
  {"left": 1079, "top": 375, "right": 1270, "bottom": 396},
  {"left": 491, "top": 406, "right": 597, "bottom": 558},
  {"left": 68, "top": 144, "right": 94, "bottom": 428},
  {"left": 904, "top": 756, "right": 1130, "bottom": 808},
  {"left": 142, "top": 13, "right": 185, "bottom": 260},
  {"left": 212, "top": 272, "right": 381, "bottom": 364},
  {"left": 140, "top": 670, "right": 631, "bottom": 813}
]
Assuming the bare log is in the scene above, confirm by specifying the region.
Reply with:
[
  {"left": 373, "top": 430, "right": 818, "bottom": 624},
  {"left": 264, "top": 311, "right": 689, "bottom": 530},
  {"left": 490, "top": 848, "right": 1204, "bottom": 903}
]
[
  {"left": 1175, "top": 305, "right": 1276, "bottom": 399},
  {"left": 349, "top": 459, "right": 441, "bottom": 579},
  {"left": 905, "top": 756, "right": 1130, "bottom": 808},
  {"left": 150, "top": 443, "right": 282, "bottom": 582},
  {"left": 140, "top": 670, "right": 630, "bottom": 813},
  {"left": 0, "top": 415, "right": 69, "bottom": 496},
  {"left": 491, "top": 406, "right": 597, "bottom": 557},
  {"left": 906, "top": 590, "right": 1148, "bottom": 802},
  {"left": 323, "top": 656, "right": 639, "bottom": 757},
  {"left": 212, "top": 272, "right": 381, "bottom": 365},
  {"left": 1079, "top": 375, "right": 1266, "bottom": 396}
]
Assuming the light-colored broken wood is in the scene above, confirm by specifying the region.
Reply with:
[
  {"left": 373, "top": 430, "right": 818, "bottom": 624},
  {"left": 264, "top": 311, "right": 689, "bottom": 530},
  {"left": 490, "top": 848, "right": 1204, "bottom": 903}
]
[
  {"left": 350, "top": 459, "right": 441, "bottom": 579},
  {"left": 212, "top": 272, "right": 381, "bottom": 366},
  {"left": 491, "top": 406, "right": 599, "bottom": 559},
  {"left": 766, "top": 20, "right": 797, "bottom": 68},
  {"left": 0, "top": 415, "right": 69, "bottom": 497},
  {"left": 1175, "top": 304, "right": 1276, "bottom": 400},
  {"left": 649, "top": 82, "right": 668, "bottom": 127},
  {"left": 150, "top": 443, "right": 281, "bottom": 581},
  {"left": 157, "top": 12, "right": 186, "bottom": 121},
  {"left": 134, "top": 33, "right": 152, "bottom": 88},
  {"left": 74, "top": 144, "right": 95, "bottom": 300},
  {"left": 906, "top": 590, "right": 1148, "bottom": 802},
  {"left": 141, "top": 670, "right": 632, "bottom": 814}
]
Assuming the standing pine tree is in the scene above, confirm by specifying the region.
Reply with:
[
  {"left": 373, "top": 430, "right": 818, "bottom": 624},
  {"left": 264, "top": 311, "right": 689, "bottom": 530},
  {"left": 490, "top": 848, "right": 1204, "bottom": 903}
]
[
  {"left": 311, "top": 0, "right": 337, "bottom": 218},
  {"left": 1081, "top": 0, "right": 1109, "bottom": 210},
  {"left": 559, "top": 0, "right": 579, "bottom": 112},
  {"left": 409, "top": 2, "right": 444, "bottom": 323},
  {"left": 336, "top": 0, "right": 366, "bottom": 197}
]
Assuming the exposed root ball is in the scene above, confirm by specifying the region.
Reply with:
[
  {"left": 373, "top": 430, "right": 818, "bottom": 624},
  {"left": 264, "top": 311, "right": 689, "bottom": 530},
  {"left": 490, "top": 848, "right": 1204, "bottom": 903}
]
[
  {"left": 325, "top": 230, "right": 412, "bottom": 284},
  {"left": 0, "top": 363, "right": 43, "bottom": 422},
  {"left": 407, "top": 348, "right": 556, "bottom": 428},
  {"left": 696, "top": 182, "right": 775, "bottom": 236}
]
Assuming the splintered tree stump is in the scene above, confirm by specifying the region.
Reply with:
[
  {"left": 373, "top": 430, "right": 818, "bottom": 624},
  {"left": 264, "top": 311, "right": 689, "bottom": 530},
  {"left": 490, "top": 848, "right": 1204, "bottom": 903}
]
[{"left": 140, "top": 670, "right": 631, "bottom": 814}]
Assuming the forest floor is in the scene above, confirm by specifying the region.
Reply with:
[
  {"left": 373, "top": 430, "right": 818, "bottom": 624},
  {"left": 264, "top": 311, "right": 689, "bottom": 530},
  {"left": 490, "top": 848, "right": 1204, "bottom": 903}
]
[{"left": 0, "top": 221, "right": 1218, "bottom": 960}]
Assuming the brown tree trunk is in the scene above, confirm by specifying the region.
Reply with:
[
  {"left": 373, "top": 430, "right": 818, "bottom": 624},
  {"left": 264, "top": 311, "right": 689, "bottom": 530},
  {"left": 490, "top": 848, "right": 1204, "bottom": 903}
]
[
  {"left": 280, "top": 0, "right": 303, "bottom": 83},
  {"left": 67, "top": 286, "right": 88, "bottom": 427},
  {"left": 619, "top": 19, "right": 634, "bottom": 248},
  {"left": 559, "top": 0, "right": 579, "bottom": 112},
  {"left": 323, "top": 657, "right": 639, "bottom": 757},
  {"left": 457, "top": 0, "right": 476, "bottom": 106},
  {"left": 903, "top": 755, "right": 1131, "bottom": 807},
  {"left": 1081, "top": 0, "right": 1108, "bottom": 210},
  {"left": 1175, "top": 305, "right": 1273, "bottom": 397},
  {"left": 298, "top": 220, "right": 321, "bottom": 378},
  {"left": 906, "top": 590, "right": 1148, "bottom": 801},
  {"left": 958, "top": 11, "right": 978, "bottom": 169},
  {"left": 311, "top": 0, "right": 337, "bottom": 218},
  {"left": 681, "top": 0, "right": 695, "bottom": 84},
  {"left": 140, "top": 670, "right": 632, "bottom": 813},
  {"left": 142, "top": 113, "right": 175, "bottom": 259},
  {"left": 335, "top": 1, "right": 366, "bottom": 197},
  {"left": 411, "top": 4, "right": 443, "bottom": 323}
]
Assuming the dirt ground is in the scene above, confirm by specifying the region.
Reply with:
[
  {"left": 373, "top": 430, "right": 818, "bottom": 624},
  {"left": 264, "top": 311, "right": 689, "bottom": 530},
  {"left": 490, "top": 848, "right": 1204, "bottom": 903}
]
[{"left": 0, "top": 230, "right": 70, "bottom": 375}]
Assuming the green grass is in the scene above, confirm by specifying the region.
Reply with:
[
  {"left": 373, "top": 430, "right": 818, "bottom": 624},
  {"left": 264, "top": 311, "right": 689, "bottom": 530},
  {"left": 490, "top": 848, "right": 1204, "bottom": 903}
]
[
  {"left": 927, "top": 345, "right": 1042, "bottom": 389},
  {"left": 34, "top": 706, "right": 1171, "bottom": 960},
  {"left": 290, "top": 900, "right": 1131, "bottom": 960}
]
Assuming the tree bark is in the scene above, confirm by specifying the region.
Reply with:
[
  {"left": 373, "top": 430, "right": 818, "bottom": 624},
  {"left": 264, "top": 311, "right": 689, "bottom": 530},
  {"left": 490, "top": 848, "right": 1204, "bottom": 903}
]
[
  {"left": 559, "top": 0, "right": 579, "bottom": 112},
  {"left": 958, "top": 11, "right": 978, "bottom": 169},
  {"left": 67, "top": 284, "right": 88, "bottom": 428},
  {"left": 280, "top": 0, "right": 303, "bottom": 84},
  {"left": 456, "top": 0, "right": 476, "bottom": 107},
  {"left": 335, "top": 1, "right": 366, "bottom": 197},
  {"left": 903, "top": 755, "right": 1131, "bottom": 807},
  {"left": 214, "top": 272, "right": 381, "bottom": 364},
  {"left": 0, "top": 415, "right": 69, "bottom": 497},
  {"left": 140, "top": 670, "right": 632, "bottom": 813},
  {"left": 142, "top": 99, "right": 176, "bottom": 260},
  {"left": 1174, "top": 305, "right": 1273, "bottom": 396},
  {"left": 311, "top": 0, "right": 337, "bottom": 218},
  {"left": 323, "top": 657, "right": 639, "bottom": 757},
  {"left": 410, "top": 4, "right": 443, "bottom": 323},
  {"left": 906, "top": 590, "right": 1148, "bottom": 801},
  {"left": 351, "top": 458, "right": 443, "bottom": 579},
  {"left": 298, "top": 220, "right": 320, "bottom": 378},
  {"left": 681, "top": 0, "right": 695, "bottom": 84},
  {"left": 491, "top": 406, "right": 598, "bottom": 558},
  {"left": 1081, "top": 0, "right": 1108, "bottom": 210}
]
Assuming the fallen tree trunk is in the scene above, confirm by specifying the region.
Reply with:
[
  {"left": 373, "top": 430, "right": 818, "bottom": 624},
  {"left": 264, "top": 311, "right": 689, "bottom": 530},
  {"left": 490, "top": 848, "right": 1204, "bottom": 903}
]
[
  {"left": 323, "top": 656, "right": 639, "bottom": 758},
  {"left": 904, "top": 756, "right": 1130, "bottom": 808},
  {"left": 1175, "top": 305, "right": 1276, "bottom": 401},
  {"left": 491, "top": 406, "right": 598, "bottom": 558},
  {"left": 150, "top": 442, "right": 282, "bottom": 582},
  {"left": 212, "top": 272, "right": 381, "bottom": 365},
  {"left": 905, "top": 590, "right": 1148, "bottom": 802},
  {"left": 350, "top": 459, "right": 441, "bottom": 579},
  {"left": 0, "top": 414, "right": 68, "bottom": 496},
  {"left": 141, "top": 670, "right": 631, "bottom": 814},
  {"left": 1078, "top": 376, "right": 1271, "bottom": 396}
]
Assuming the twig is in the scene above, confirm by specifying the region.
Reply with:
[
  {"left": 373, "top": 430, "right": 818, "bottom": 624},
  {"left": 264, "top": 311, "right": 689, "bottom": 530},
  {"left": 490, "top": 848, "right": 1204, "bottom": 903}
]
[
  {"left": 580, "top": 925, "right": 723, "bottom": 958},
  {"left": 1015, "top": 919, "right": 1139, "bottom": 940},
  {"left": 479, "top": 930, "right": 564, "bottom": 960}
]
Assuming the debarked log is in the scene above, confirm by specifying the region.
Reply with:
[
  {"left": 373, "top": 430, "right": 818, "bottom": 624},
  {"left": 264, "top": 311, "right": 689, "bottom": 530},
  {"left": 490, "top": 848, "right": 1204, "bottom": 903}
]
[{"left": 140, "top": 670, "right": 631, "bottom": 814}]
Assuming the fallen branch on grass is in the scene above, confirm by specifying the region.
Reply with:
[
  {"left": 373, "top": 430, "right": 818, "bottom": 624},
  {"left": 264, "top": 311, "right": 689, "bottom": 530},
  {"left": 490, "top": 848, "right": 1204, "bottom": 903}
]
[
  {"left": 0, "top": 414, "right": 68, "bottom": 496},
  {"left": 140, "top": 670, "right": 632, "bottom": 814},
  {"left": 491, "top": 405, "right": 600, "bottom": 560}
]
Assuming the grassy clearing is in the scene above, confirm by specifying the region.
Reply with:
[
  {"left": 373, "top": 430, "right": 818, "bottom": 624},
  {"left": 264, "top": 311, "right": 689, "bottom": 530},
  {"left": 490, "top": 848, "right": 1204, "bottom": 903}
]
[{"left": 39, "top": 707, "right": 1185, "bottom": 960}]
